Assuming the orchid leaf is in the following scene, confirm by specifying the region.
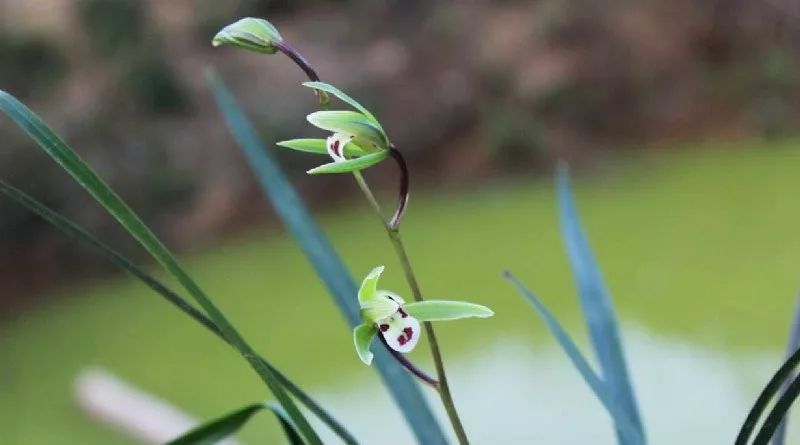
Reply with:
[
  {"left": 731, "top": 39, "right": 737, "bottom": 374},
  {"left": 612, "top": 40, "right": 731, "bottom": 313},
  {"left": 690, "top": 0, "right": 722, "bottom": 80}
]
[
  {"left": 167, "top": 402, "right": 301, "bottom": 445},
  {"left": 504, "top": 271, "right": 643, "bottom": 444},
  {"left": 558, "top": 164, "right": 645, "bottom": 444},
  {"left": 0, "top": 88, "right": 321, "bottom": 445},
  {"left": 0, "top": 180, "right": 358, "bottom": 444}
]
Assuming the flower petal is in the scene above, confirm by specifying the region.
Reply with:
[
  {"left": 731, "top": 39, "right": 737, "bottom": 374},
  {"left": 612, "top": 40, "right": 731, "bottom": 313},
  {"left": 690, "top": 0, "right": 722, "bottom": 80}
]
[
  {"left": 306, "top": 110, "right": 387, "bottom": 150},
  {"left": 360, "top": 299, "right": 399, "bottom": 323},
  {"left": 326, "top": 133, "right": 352, "bottom": 162},
  {"left": 302, "top": 82, "right": 380, "bottom": 125},
  {"left": 377, "top": 290, "right": 405, "bottom": 305},
  {"left": 306, "top": 150, "right": 389, "bottom": 175},
  {"left": 358, "top": 266, "right": 384, "bottom": 303},
  {"left": 379, "top": 311, "right": 421, "bottom": 353},
  {"left": 403, "top": 300, "right": 494, "bottom": 322},
  {"left": 353, "top": 323, "right": 377, "bottom": 365},
  {"left": 276, "top": 138, "right": 368, "bottom": 157}
]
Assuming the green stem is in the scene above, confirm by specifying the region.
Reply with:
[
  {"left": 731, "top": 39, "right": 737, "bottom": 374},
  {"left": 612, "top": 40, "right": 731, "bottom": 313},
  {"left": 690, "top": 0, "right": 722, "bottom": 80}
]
[{"left": 352, "top": 171, "right": 470, "bottom": 445}]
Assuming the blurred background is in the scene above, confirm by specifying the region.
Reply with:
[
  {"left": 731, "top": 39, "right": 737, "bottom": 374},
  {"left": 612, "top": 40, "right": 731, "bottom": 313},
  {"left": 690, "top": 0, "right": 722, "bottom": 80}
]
[{"left": 2, "top": 0, "right": 800, "bottom": 443}]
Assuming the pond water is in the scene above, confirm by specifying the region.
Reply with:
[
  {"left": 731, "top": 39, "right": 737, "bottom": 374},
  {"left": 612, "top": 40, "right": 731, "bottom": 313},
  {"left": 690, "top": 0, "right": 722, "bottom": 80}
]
[
  {"left": 311, "top": 329, "right": 795, "bottom": 444},
  {"left": 3, "top": 144, "right": 800, "bottom": 444}
]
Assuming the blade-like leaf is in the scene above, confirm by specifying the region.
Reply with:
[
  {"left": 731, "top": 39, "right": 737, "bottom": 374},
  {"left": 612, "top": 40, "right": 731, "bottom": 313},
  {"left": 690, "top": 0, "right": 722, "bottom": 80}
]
[
  {"left": 557, "top": 164, "right": 645, "bottom": 444},
  {"left": 276, "top": 138, "right": 367, "bottom": 157},
  {"left": 353, "top": 323, "right": 377, "bottom": 365},
  {"left": 307, "top": 110, "right": 387, "bottom": 148},
  {"left": 303, "top": 81, "right": 380, "bottom": 124},
  {"left": 167, "top": 402, "right": 301, "bottom": 445},
  {"left": 0, "top": 90, "right": 321, "bottom": 445},
  {"left": 504, "top": 271, "right": 643, "bottom": 444},
  {"left": 772, "top": 294, "right": 800, "bottom": 445},
  {"left": 209, "top": 71, "right": 448, "bottom": 445},
  {"left": 753, "top": 373, "right": 800, "bottom": 445},
  {"left": 403, "top": 300, "right": 494, "bottom": 321},
  {"left": 0, "top": 180, "right": 358, "bottom": 444},
  {"left": 737, "top": 346, "right": 800, "bottom": 445},
  {"left": 307, "top": 150, "right": 389, "bottom": 175}
]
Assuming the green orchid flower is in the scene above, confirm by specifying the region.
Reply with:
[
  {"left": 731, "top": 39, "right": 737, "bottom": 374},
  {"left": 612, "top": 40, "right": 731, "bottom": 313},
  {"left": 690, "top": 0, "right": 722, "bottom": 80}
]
[
  {"left": 277, "top": 82, "right": 392, "bottom": 175},
  {"left": 353, "top": 266, "right": 494, "bottom": 365}
]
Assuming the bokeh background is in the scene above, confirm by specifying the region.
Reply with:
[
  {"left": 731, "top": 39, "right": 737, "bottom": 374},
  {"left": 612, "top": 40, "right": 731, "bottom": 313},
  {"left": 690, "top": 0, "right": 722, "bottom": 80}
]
[{"left": 2, "top": 0, "right": 800, "bottom": 443}]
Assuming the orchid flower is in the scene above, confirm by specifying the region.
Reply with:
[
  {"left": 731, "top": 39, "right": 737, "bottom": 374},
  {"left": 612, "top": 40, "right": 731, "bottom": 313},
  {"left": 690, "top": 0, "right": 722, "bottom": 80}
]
[
  {"left": 353, "top": 266, "right": 494, "bottom": 365},
  {"left": 277, "top": 82, "right": 392, "bottom": 174}
]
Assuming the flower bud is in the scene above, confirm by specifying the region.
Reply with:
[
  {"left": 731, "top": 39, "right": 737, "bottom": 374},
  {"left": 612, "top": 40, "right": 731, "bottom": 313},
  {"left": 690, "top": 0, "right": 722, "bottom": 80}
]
[{"left": 212, "top": 18, "right": 283, "bottom": 54}]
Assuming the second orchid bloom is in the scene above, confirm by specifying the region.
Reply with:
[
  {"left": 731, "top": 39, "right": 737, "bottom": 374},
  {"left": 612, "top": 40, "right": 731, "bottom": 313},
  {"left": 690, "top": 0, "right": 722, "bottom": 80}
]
[
  {"left": 353, "top": 266, "right": 494, "bottom": 365},
  {"left": 277, "top": 82, "right": 391, "bottom": 175}
]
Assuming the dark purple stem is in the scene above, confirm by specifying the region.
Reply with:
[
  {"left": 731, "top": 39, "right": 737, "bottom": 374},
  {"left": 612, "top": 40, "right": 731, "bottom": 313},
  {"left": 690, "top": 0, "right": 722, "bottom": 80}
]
[
  {"left": 274, "top": 40, "right": 320, "bottom": 81},
  {"left": 388, "top": 145, "right": 409, "bottom": 230},
  {"left": 377, "top": 333, "right": 438, "bottom": 388}
]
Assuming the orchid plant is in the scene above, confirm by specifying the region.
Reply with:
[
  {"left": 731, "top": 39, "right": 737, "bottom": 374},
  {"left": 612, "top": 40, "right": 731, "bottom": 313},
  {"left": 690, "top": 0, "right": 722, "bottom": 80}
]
[{"left": 213, "top": 17, "right": 494, "bottom": 444}]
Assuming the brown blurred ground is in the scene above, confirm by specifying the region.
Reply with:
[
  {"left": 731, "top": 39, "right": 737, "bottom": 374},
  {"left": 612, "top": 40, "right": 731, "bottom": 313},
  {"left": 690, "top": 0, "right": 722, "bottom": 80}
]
[{"left": 1, "top": 0, "right": 799, "bottom": 306}]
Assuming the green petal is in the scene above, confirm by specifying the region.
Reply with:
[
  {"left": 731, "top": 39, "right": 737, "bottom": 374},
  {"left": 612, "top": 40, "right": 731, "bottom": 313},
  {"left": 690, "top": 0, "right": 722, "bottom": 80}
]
[
  {"left": 303, "top": 82, "right": 380, "bottom": 125},
  {"left": 403, "top": 300, "right": 494, "bottom": 322},
  {"left": 306, "top": 150, "right": 389, "bottom": 175},
  {"left": 358, "top": 266, "right": 384, "bottom": 303},
  {"left": 212, "top": 18, "right": 282, "bottom": 54},
  {"left": 360, "top": 298, "right": 399, "bottom": 323},
  {"left": 306, "top": 110, "right": 387, "bottom": 150},
  {"left": 276, "top": 138, "right": 368, "bottom": 157},
  {"left": 353, "top": 323, "right": 378, "bottom": 365}
]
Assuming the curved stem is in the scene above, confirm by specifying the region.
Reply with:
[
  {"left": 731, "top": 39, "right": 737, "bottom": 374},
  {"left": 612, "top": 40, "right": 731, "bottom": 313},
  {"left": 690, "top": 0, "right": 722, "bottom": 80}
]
[
  {"left": 388, "top": 145, "right": 409, "bottom": 230},
  {"left": 273, "top": 41, "right": 329, "bottom": 106},
  {"left": 377, "top": 334, "right": 438, "bottom": 388},
  {"left": 351, "top": 172, "right": 471, "bottom": 445},
  {"left": 275, "top": 42, "right": 466, "bottom": 443}
]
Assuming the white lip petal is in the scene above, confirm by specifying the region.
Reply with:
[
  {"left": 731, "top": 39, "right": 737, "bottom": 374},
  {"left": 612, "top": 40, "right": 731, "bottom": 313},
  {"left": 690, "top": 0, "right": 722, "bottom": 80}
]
[
  {"left": 379, "top": 310, "right": 421, "bottom": 354},
  {"left": 325, "top": 132, "right": 352, "bottom": 162}
]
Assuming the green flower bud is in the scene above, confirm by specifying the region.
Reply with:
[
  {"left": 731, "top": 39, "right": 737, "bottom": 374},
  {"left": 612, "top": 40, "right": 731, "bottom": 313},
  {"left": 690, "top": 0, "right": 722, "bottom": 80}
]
[{"left": 212, "top": 18, "right": 283, "bottom": 54}]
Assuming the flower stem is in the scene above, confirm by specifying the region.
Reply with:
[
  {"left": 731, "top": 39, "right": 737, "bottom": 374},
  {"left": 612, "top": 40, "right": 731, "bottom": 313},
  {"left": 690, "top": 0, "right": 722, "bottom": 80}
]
[
  {"left": 273, "top": 40, "right": 329, "bottom": 106},
  {"left": 377, "top": 334, "right": 438, "bottom": 388},
  {"left": 351, "top": 171, "right": 471, "bottom": 445}
]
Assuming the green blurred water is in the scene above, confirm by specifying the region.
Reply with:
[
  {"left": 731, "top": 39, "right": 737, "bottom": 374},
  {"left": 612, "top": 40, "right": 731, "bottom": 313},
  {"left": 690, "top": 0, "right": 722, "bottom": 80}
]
[{"left": 2, "top": 140, "right": 800, "bottom": 444}]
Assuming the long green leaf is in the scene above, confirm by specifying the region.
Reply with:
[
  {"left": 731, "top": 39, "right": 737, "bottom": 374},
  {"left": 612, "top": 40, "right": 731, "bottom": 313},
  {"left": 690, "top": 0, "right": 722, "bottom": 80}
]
[
  {"left": 504, "top": 271, "right": 643, "bottom": 444},
  {"left": 753, "top": 373, "right": 800, "bottom": 445},
  {"left": 772, "top": 294, "right": 800, "bottom": 445},
  {"left": 737, "top": 346, "right": 800, "bottom": 445},
  {"left": 0, "top": 90, "right": 321, "bottom": 445},
  {"left": 0, "top": 180, "right": 358, "bottom": 444},
  {"left": 557, "top": 165, "right": 645, "bottom": 445},
  {"left": 167, "top": 402, "right": 301, "bottom": 445},
  {"left": 208, "top": 71, "right": 448, "bottom": 445}
]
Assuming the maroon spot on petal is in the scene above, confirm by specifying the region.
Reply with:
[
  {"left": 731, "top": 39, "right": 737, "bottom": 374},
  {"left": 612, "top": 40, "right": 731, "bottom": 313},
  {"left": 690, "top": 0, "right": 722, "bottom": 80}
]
[
  {"left": 403, "top": 327, "right": 414, "bottom": 341},
  {"left": 397, "top": 335, "right": 407, "bottom": 346},
  {"left": 379, "top": 324, "right": 389, "bottom": 332},
  {"left": 398, "top": 308, "right": 408, "bottom": 318},
  {"left": 331, "top": 140, "right": 341, "bottom": 157}
]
